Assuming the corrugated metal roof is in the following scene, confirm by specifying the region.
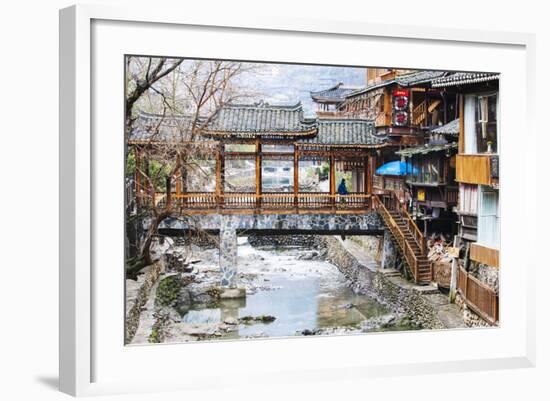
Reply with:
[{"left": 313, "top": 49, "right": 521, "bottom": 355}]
[
  {"left": 396, "top": 142, "right": 458, "bottom": 157},
  {"left": 430, "top": 119, "right": 459, "bottom": 135}
]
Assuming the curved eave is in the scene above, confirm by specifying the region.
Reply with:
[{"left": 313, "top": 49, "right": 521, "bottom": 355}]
[{"left": 201, "top": 127, "right": 319, "bottom": 139}]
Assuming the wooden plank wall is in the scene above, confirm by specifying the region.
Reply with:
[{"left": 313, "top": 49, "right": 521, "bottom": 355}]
[
  {"left": 470, "top": 242, "right": 500, "bottom": 268},
  {"left": 456, "top": 155, "right": 492, "bottom": 185}
]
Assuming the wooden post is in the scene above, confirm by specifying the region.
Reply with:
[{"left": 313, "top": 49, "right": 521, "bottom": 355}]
[
  {"left": 216, "top": 145, "right": 222, "bottom": 208},
  {"left": 449, "top": 235, "right": 459, "bottom": 303},
  {"left": 255, "top": 139, "right": 261, "bottom": 210},
  {"left": 329, "top": 154, "right": 335, "bottom": 209},
  {"left": 165, "top": 176, "right": 172, "bottom": 209},
  {"left": 294, "top": 148, "right": 299, "bottom": 210},
  {"left": 458, "top": 94, "right": 465, "bottom": 154},
  {"left": 217, "top": 143, "right": 225, "bottom": 208},
  {"left": 135, "top": 147, "right": 141, "bottom": 208}
]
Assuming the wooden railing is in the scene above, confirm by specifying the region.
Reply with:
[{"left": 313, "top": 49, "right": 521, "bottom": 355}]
[
  {"left": 412, "top": 101, "right": 427, "bottom": 126},
  {"left": 141, "top": 191, "right": 372, "bottom": 212},
  {"left": 457, "top": 266, "right": 499, "bottom": 324},
  {"left": 378, "top": 192, "right": 426, "bottom": 254},
  {"left": 373, "top": 193, "right": 428, "bottom": 283}
]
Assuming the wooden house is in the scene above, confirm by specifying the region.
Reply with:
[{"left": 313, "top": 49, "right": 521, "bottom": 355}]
[{"left": 431, "top": 72, "right": 500, "bottom": 269}]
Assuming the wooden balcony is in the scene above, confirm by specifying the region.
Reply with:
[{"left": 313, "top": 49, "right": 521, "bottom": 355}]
[{"left": 456, "top": 154, "right": 498, "bottom": 186}]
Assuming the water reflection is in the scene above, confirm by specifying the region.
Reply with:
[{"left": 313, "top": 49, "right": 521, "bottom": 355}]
[{"left": 177, "top": 240, "right": 390, "bottom": 339}]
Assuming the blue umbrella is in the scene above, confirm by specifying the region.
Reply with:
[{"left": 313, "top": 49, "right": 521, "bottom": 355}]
[{"left": 376, "top": 160, "right": 418, "bottom": 176}]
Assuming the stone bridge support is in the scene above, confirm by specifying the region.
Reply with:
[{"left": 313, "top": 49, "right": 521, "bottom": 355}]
[
  {"left": 381, "top": 229, "right": 397, "bottom": 270},
  {"left": 219, "top": 217, "right": 238, "bottom": 287}
]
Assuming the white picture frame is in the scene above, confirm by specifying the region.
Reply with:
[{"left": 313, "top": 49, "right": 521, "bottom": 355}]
[{"left": 59, "top": 4, "right": 536, "bottom": 397}]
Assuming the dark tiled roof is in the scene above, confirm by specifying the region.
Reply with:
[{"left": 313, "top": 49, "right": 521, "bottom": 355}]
[
  {"left": 344, "top": 79, "right": 396, "bottom": 99},
  {"left": 202, "top": 101, "right": 318, "bottom": 138},
  {"left": 129, "top": 106, "right": 387, "bottom": 148},
  {"left": 298, "top": 119, "right": 385, "bottom": 147},
  {"left": 431, "top": 72, "right": 500, "bottom": 88},
  {"left": 395, "top": 70, "right": 447, "bottom": 87},
  {"left": 396, "top": 142, "right": 458, "bottom": 157},
  {"left": 128, "top": 112, "right": 212, "bottom": 144},
  {"left": 310, "top": 83, "right": 361, "bottom": 103},
  {"left": 430, "top": 119, "right": 459, "bottom": 135}
]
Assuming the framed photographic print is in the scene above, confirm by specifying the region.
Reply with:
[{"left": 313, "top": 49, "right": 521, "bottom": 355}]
[{"left": 59, "top": 4, "right": 536, "bottom": 397}]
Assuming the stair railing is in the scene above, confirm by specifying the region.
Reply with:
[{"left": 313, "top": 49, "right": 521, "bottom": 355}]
[{"left": 373, "top": 194, "right": 419, "bottom": 281}]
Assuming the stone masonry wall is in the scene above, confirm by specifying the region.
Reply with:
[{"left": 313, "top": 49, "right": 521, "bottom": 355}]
[
  {"left": 321, "top": 236, "right": 447, "bottom": 329},
  {"left": 125, "top": 259, "right": 165, "bottom": 344}
]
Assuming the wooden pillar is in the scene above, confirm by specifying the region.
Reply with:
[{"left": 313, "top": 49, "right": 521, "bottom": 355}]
[
  {"left": 458, "top": 94, "right": 465, "bottom": 154},
  {"left": 135, "top": 147, "right": 142, "bottom": 208},
  {"left": 216, "top": 144, "right": 224, "bottom": 207},
  {"left": 366, "top": 154, "right": 373, "bottom": 195},
  {"left": 329, "top": 153, "right": 335, "bottom": 208},
  {"left": 165, "top": 176, "right": 172, "bottom": 209},
  {"left": 449, "top": 235, "right": 459, "bottom": 303},
  {"left": 255, "top": 139, "right": 261, "bottom": 210},
  {"left": 294, "top": 147, "right": 299, "bottom": 209}
]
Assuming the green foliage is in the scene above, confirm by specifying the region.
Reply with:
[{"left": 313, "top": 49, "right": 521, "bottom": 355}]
[{"left": 155, "top": 275, "right": 182, "bottom": 307}]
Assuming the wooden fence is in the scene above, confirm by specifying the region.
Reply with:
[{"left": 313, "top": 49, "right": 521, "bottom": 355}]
[{"left": 457, "top": 266, "right": 499, "bottom": 324}]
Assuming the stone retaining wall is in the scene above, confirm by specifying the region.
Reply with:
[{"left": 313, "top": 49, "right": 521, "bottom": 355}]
[
  {"left": 321, "top": 236, "right": 448, "bottom": 330},
  {"left": 125, "top": 259, "right": 165, "bottom": 344},
  {"left": 248, "top": 234, "right": 318, "bottom": 248}
]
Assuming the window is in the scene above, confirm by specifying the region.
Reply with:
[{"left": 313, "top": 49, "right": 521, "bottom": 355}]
[
  {"left": 298, "top": 158, "right": 329, "bottom": 192},
  {"left": 262, "top": 144, "right": 294, "bottom": 153},
  {"left": 262, "top": 159, "right": 294, "bottom": 192},
  {"left": 186, "top": 158, "right": 216, "bottom": 192},
  {"left": 478, "top": 187, "right": 499, "bottom": 249},
  {"left": 459, "top": 184, "right": 478, "bottom": 214},
  {"left": 464, "top": 93, "right": 498, "bottom": 154},
  {"left": 225, "top": 143, "right": 255, "bottom": 153},
  {"left": 409, "top": 154, "right": 443, "bottom": 185},
  {"left": 224, "top": 159, "right": 255, "bottom": 192}
]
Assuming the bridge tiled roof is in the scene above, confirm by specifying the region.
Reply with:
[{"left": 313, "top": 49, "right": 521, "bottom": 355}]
[
  {"left": 298, "top": 119, "right": 385, "bottom": 147},
  {"left": 201, "top": 101, "right": 318, "bottom": 138},
  {"left": 128, "top": 112, "right": 212, "bottom": 144},
  {"left": 129, "top": 104, "right": 388, "bottom": 148}
]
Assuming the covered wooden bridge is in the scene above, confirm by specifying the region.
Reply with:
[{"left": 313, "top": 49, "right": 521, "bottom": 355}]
[{"left": 129, "top": 102, "right": 388, "bottom": 215}]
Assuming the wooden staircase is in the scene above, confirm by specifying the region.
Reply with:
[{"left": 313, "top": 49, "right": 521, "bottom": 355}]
[{"left": 374, "top": 192, "right": 432, "bottom": 284}]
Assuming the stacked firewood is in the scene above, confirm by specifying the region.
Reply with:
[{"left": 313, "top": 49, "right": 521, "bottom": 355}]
[{"left": 427, "top": 235, "right": 453, "bottom": 264}]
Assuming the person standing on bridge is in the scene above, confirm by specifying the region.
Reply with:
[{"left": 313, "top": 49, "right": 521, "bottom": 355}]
[
  {"left": 337, "top": 178, "right": 348, "bottom": 204},
  {"left": 337, "top": 178, "right": 348, "bottom": 195}
]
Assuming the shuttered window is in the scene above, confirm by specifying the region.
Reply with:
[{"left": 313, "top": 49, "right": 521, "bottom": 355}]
[
  {"left": 478, "top": 186, "right": 500, "bottom": 249},
  {"left": 459, "top": 184, "right": 478, "bottom": 214}
]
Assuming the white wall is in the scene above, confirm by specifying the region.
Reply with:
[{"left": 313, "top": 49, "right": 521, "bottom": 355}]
[{"left": 0, "top": 1, "right": 548, "bottom": 400}]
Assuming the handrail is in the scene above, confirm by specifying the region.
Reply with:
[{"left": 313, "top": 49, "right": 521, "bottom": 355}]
[
  {"left": 143, "top": 191, "right": 372, "bottom": 211},
  {"left": 386, "top": 191, "right": 426, "bottom": 256}
]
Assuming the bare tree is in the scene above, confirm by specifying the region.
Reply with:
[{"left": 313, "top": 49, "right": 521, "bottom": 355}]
[{"left": 127, "top": 58, "right": 254, "bottom": 265}]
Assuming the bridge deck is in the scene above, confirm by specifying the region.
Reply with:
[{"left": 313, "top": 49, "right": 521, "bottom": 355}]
[{"left": 140, "top": 192, "right": 375, "bottom": 215}]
